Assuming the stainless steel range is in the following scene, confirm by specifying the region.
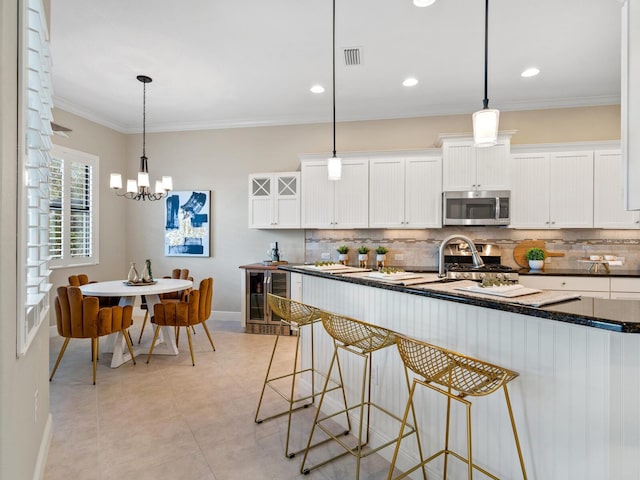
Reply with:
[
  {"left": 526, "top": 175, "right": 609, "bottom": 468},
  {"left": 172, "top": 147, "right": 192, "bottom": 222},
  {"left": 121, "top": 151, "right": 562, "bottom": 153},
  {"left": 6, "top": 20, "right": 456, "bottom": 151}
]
[{"left": 440, "top": 239, "right": 518, "bottom": 281}]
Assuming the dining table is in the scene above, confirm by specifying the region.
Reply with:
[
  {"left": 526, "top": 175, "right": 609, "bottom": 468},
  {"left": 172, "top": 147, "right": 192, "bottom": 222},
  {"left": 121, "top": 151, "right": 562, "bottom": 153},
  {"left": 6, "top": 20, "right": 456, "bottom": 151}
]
[{"left": 79, "top": 278, "right": 193, "bottom": 367}]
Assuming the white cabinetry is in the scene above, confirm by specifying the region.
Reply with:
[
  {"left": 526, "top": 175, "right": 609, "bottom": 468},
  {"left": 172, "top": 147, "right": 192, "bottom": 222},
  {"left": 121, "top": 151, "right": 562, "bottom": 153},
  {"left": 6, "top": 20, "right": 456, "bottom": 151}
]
[
  {"left": 518, "top": 275, "right": 610, "bottom": 299},
  {"left": 594, "top": 150, "right": 640, "bottom": 228},
  {"left": 248, "top": 172, "right": 300, "bottom": 228},
  {"left": 301, "top": 158, "right": 369, "bottom": 229},
  {"left": 610, "top": 278, "right": 640, "bottom": 300},
  {"left": 369, "top": 155, "right": 442, "bottom": 228},
  {"left": 510, "top": 151, "right": 594, "bottom": 228},
  {"left": 440, "top": 136, "right": 510, "bottom": 191}
]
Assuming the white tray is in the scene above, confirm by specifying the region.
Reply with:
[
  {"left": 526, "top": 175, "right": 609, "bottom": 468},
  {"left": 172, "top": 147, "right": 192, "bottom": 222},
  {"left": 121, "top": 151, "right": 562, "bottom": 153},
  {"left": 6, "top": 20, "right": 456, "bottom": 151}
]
[{"left": 456, "top": 284, "right": 542, "bottom": 298}]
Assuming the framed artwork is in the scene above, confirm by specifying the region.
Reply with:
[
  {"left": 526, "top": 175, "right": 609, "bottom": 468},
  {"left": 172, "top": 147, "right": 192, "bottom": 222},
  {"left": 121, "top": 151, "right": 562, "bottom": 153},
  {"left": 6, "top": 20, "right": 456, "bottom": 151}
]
[{"left": 164, "top": 190, "right": 210, "bottom": 257}]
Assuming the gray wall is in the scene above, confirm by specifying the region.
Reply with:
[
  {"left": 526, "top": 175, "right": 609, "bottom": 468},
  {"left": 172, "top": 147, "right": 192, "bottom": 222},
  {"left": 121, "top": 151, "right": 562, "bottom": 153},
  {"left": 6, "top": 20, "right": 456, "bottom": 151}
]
[
  {"left": 0, "top": 2, "right": 51, "bottom": 479},
  {"left": 52, "top": 105, "right": 622, "bottom": 313}
]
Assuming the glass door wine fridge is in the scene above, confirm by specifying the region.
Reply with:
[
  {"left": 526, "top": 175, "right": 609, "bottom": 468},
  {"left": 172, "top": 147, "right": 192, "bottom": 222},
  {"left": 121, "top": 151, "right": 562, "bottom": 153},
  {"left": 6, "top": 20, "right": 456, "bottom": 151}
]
[{"left": 244, "top": 268, "right": 291, "bottom": 335}]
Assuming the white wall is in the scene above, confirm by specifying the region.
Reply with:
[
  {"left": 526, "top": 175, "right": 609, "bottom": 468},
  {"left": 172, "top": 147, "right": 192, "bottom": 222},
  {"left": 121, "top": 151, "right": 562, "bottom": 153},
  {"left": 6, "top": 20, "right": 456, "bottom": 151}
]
[{"left": 0, "top": 2, "right": 52, "bottom": 479}]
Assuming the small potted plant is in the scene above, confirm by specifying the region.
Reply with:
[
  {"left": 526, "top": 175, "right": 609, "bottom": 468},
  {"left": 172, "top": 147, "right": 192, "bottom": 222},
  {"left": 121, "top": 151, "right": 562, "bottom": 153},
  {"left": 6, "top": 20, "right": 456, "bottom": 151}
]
[
  {"left": 337, "top": 245, "right": 349, "bottom": 265},
  {"left": 357, "top": 246, "right": 370, "bottom": 268},
  {"left": 375, "top": 246, "right": 389, "bottom": 269},
  {"left": 526, "top": 247, "right": 545, "bottom": 270}
]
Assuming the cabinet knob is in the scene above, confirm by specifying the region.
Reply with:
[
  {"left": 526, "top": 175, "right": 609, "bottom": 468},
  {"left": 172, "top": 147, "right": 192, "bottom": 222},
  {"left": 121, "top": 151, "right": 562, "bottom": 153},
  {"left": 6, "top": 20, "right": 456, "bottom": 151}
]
[
  {"left": 551, "top": 221, "right": 555, "bottom": 225},
  {"left": 636, "top": 221, "right": 639, "bottom": 224},
  {"left": 561, "top": 282, "right": 566, "bottom": 286}
]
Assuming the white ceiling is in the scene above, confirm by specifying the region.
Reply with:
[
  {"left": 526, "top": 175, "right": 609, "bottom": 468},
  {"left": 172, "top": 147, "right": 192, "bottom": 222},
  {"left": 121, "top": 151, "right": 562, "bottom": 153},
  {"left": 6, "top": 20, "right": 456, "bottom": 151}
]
[{"left": 50, "top": 0, "right": 622, "bottom": 134}]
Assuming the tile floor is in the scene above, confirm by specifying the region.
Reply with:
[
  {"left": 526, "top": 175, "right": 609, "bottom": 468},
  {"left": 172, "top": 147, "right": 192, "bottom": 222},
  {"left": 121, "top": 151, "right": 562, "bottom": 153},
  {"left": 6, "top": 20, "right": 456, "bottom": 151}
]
[{"left": 44, "top": 311, "right": 401, "bottom": 480}]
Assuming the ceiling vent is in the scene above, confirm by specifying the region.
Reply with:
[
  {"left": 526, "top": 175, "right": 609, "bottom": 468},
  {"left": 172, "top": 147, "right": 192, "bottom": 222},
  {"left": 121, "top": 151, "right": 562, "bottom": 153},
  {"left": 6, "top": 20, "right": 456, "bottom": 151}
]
[{"left": 343, "top": 47, "right": 362, "bottom": 66}]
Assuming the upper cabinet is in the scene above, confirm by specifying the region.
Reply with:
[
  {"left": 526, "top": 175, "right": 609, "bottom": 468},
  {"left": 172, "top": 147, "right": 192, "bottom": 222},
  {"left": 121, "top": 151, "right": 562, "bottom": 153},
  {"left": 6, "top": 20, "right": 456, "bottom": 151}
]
[
  {"left": 248, "top": 172, "right": 300, "bottom": 229},
  {"left": 622, "top": 1, "right": 640, "bottom": 210},
  {"left": 300, "top": 158, "right": 369, "bottom": 229},
  {"left": 369, "top": 155, "right": 442, "bottom": 228},
  {"left": 439, "top": 134, "right": 512, "bottom": 191},
  {"left": 594, "top": 150, "right": 640, "bottom": 228},
  {"left": 510, "top": 151, "right": 594, "bottom": 229}
]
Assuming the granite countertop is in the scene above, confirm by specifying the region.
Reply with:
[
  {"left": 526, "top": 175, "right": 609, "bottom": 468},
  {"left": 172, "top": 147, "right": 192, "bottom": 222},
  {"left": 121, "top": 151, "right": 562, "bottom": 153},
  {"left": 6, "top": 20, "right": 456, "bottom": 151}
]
[
  {"left": 280, "top": 265, "right": 640, "bottom": 334},
  {"left": 312, "top": 265, "right": 640, "bottom": 278}
]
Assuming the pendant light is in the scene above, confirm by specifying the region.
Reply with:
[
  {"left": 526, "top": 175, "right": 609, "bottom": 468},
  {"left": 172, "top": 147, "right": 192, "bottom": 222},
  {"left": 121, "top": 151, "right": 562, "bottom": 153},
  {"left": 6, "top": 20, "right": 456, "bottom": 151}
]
[
  {"left": 472, "top": 0, "right": 499, "bottom": 147},
  {"left": 327, "top": 0, "right": 342, "bottom": 181},
  {"left": 110, "top": 75, "right": 173, "bottom": 201}
]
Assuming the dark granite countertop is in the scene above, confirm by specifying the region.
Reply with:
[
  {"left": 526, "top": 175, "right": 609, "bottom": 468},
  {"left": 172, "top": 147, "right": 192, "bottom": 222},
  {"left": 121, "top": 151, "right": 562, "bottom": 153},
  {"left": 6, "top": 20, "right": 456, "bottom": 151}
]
[
  {"left": 280, "top": 265, "right": 640, "bottom": 333},
  {"left": 319, "top": 265, "right": 640, "bottom": 278}
]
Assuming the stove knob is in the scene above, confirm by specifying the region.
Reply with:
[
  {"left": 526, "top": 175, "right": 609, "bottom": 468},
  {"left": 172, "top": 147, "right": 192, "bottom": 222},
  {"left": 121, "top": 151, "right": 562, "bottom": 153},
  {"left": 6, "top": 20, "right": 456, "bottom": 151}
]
[
  {"left": 479, "top": 272, "right": 486, "bottom": 279},
  {"left": 496, "top": 273, "right": 504, "bottom": 280},
  {"left": 463, "top": 272, "right": 470, "bottom": 279}
]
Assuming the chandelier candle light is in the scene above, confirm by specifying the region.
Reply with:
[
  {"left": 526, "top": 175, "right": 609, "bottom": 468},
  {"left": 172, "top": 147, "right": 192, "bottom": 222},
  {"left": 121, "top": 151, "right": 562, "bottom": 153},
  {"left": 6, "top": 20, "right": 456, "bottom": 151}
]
[
  {"left": 472, "top": 0, "right": 499, "bottom": 147},
  {"left": 110, "top": 75, "right": 173, "bottom": 201}
]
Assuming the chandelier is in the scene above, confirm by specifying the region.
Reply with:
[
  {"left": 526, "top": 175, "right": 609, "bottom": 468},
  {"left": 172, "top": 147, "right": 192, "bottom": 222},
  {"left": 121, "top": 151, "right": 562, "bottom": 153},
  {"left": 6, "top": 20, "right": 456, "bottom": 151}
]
[{"left": 110, "top": 75, "right": 173, "bottom": 201}]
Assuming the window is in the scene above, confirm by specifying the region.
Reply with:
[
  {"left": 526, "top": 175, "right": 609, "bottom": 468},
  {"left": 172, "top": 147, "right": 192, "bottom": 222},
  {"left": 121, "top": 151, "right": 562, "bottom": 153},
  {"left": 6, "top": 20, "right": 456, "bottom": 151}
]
[{"left": 49, "top": 145, "right": 99, "bottom": 268}]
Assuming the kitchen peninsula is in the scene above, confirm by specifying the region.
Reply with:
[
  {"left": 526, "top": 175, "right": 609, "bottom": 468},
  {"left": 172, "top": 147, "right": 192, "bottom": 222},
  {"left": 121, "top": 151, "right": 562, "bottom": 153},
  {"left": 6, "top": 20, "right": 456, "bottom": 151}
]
[{"left": 282, "top": 265, "right": 640, "bottom": 480}]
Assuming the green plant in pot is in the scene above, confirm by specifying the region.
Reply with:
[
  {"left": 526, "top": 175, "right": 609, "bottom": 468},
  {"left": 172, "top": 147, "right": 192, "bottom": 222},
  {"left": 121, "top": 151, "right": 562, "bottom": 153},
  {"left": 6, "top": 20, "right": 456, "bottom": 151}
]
[
  {"left": 525, "top": 247, "right": 545, "bottom": 270},
  {"left": 337, "top": 245, "right": 349, "bottom": 265},
  {"left": 375, "top": 246, "right": 389, "bottom": 269},
  {"left": 357, "top": 246, "right": 370, "bottom": 268}
]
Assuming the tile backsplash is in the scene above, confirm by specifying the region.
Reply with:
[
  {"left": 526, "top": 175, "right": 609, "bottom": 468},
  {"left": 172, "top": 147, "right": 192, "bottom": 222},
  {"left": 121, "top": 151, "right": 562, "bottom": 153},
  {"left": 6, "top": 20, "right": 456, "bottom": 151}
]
[{"left": 304, "top": 228, "right": 640, "bottom": 272}]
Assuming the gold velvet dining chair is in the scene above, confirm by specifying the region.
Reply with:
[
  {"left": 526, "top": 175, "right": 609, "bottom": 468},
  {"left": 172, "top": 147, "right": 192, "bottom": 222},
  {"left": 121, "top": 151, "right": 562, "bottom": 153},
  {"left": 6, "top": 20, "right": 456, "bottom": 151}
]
[
  {"left": 146, "top": 277, "right": 215, "bottom": 366},
  {"left": 69, "top": 274, "right": 120, "bottom": 307},
  {"left": 137, "top": 268, "right": 194, "bottom": 344},
  {"left": 50, "top": 285, "right": 136, "bottom": 385}
]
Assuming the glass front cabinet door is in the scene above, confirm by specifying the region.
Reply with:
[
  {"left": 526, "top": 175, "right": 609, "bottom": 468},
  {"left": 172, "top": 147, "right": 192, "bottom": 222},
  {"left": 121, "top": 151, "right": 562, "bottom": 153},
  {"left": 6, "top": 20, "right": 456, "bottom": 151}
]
[{"left": 245, "top": 269, "right": 291, "bottom": 334}]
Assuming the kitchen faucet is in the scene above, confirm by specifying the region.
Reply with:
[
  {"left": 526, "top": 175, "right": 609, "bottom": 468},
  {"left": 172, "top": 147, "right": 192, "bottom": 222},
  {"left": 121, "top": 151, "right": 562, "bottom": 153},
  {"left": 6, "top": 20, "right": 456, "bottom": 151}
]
[{"left": 438, "top": 234, "right": 485, "bottom": 277}]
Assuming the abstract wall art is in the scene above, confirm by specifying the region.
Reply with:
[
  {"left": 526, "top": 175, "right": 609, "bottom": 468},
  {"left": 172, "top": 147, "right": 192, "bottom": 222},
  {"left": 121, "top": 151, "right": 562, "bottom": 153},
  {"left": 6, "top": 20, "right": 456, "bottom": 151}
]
[{"left": 164, "top": 190, "right": 210, "bottom": 257}]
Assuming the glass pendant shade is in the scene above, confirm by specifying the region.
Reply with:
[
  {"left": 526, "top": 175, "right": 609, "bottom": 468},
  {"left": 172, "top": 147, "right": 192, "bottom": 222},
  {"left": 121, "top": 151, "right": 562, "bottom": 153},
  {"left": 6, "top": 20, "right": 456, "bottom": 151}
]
[
  {"left": 137, "top": 171, "right": 150, "bottom": 187},
  {"left": 327, "top": 156, "right": 342, "bottom": 181},
  {"left": 126, "top": 179, "right": 137, "bottom": 193},
  {"left": 414, "top": 0, "right": 436, "bottom": 7},
  {"left": 472, "top": 108, "right": 500, "bottom": 147},
  {"left": 110, "top": 173, "right": 122, "bottom": 190}
]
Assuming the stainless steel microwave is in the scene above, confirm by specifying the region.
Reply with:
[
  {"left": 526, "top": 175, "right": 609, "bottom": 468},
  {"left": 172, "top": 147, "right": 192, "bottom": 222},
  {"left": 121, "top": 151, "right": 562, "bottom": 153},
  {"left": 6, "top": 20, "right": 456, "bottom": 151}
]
[{"left": 442, "top": 190, "right": 510, "bottom": 226}]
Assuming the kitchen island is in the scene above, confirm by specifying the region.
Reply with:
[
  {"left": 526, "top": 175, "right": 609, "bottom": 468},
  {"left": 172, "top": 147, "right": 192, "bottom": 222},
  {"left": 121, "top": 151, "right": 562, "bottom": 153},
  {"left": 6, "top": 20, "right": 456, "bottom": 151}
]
[{"left": 282, "top": 265, "right": 640, "bottom": 480}]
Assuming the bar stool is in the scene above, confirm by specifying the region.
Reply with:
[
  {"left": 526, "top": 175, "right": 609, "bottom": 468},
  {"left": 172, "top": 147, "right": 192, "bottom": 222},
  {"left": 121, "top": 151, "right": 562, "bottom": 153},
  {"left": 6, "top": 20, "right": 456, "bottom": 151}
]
[
  {"left": 388, "top": 334, "right": 528, "bottom": 480},
  {"left": 300, "top": 312, "right": 421, "bottom": 480},
  {"left": 255, "top": 294, "right": 350, "bottom": 459}
]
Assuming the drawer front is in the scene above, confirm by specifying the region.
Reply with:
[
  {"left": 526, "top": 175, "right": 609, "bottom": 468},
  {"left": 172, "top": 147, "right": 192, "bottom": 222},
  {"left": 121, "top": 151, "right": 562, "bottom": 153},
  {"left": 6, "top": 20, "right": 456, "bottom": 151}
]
[
  {"left": 519, "top": 275, "right": 610, "bottom": 292},
  {"left": 610, "top": 277, "right": 640, "bottom": 293}
]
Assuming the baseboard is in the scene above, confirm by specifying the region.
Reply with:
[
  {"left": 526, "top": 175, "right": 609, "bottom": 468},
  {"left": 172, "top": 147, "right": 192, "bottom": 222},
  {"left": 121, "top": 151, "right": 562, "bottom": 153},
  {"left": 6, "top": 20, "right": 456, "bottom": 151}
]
[
  {"left": 212, "top": 310, "right": 241, "bottom": 322},
  {"left": 33, "top": 413, "right": 52, "bottom": 480}
]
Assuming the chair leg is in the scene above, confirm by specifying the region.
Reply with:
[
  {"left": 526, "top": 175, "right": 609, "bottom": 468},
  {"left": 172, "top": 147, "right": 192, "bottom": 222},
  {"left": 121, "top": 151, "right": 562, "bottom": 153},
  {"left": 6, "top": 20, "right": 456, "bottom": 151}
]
[
  {"left": 185, "top": 326, "right": 196, "bottom": 366},
  {"left": 49, "top": 337, "right": 70, "bottom": 381},
  {"left": 175, "top": 325, "right": 180, "bottom": 348},
  {"left": 123, "top": 329, "right": 136, "bottom": 365},
  {"left": 92, "top": 338, "right": 98, "bottom": 385},
  {"left": 503, "top": 385, "right": 528, "bottom": 479},
  {"left": 146, "top": 326, "right": 161, "bottom": 364},
  {"left": 138, "top": 310, "right": 148, "bottom": 344},
  {"left": 201, "top": 321, "right": 216, "bottom": 351}
]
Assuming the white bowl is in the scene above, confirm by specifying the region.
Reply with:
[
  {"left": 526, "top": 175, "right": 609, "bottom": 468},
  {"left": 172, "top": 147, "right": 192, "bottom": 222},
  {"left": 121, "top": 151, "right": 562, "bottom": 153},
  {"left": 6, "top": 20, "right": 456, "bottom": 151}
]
[{"left": 589, "top": 255, "right": 603, "bottom": 261}]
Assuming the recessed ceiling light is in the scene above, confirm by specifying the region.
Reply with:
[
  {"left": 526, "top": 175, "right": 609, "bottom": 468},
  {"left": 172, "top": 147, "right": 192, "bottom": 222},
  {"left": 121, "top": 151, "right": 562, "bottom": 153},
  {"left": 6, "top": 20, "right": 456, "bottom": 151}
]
[
  {"left": 414, "top": 0, "right": 436, "bottom": 7},
  {"left": 403, "top": 77, "right": 419, "bottom": 87},
  {"left": 521, "top": 67, "right": 540, "bottom": 78},
  {"left": 310, "top": 85, "right": 325, "bottom": 93}
]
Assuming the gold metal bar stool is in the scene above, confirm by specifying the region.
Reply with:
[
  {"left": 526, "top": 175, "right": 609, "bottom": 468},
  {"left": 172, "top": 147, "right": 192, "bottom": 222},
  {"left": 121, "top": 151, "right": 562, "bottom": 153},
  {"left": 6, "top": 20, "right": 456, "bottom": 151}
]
[
  {"left": 388, "top": 334, "right": 528, "bottom": 480},
  {"left": 301, "top": 312, "right": 422, "bottom": 480},
  {"left": 255, "top": 294, "right": 350, "bottom": 458}
]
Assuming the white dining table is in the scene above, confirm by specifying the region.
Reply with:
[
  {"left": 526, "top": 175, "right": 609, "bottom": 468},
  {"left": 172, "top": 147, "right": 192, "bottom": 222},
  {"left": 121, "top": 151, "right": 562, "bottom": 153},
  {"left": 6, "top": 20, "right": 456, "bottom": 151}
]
[{"left": 80, "top": 278, "right": 193, "bottom": 368}]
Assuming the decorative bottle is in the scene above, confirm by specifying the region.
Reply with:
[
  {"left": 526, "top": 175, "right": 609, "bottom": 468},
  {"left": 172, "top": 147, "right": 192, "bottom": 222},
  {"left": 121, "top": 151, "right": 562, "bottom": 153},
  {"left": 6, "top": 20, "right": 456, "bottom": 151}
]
[
  {"left": 127, "top": 262, "right": 139, "bottom": 283},
  {"left": 143, "top": 259, "right": 153, "bottom": 282},
  {"left": 272, "top": 242, "right": 280, "bottom": 262}
]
